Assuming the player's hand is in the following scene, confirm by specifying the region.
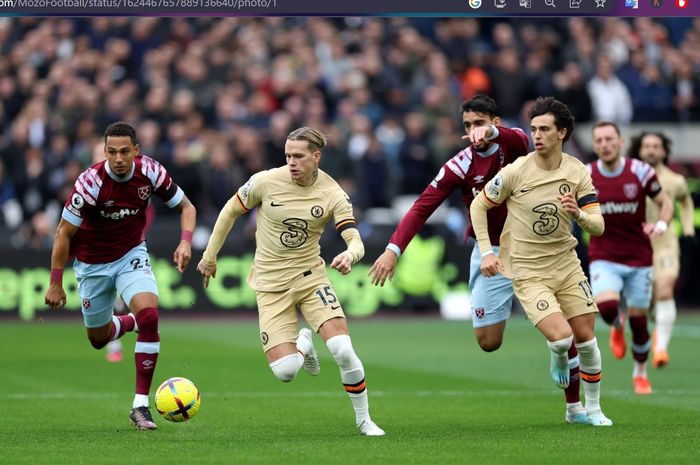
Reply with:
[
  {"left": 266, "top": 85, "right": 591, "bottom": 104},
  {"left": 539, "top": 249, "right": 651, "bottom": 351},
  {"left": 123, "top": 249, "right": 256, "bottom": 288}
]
[
  {"left": 557, "top": 192, "right": 580, "bottom": 218},
  {"left": 643, "top": 222, "right": 665, "bottom": 239},
  {"left": 44, "top": 284, "right": 67, "bottom": 311},
  {"left": 480, "top": 254, "right": 504, "bottom": 277},
  {"left": 368, "top": 249, "right": 398, "bottom": 286},
  {"left": 196, "top": 259, "right": 217, "bottom": 288},
  {"left": 331, "top": 251, "right": 353, "bottom": 275},
  {"left": 173, "top": 241, "right": 192, "bottom": 273},
  {"left": 462, "top": 125, "right": 493, "bottom": 149}
]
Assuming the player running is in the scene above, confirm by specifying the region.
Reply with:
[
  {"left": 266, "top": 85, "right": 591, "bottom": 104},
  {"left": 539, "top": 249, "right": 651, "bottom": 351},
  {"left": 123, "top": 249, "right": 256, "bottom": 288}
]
[
  {"left": 587, "top": 122, "right": 673, "bottom": 394},
  {"left": 44, "top": 122, "right": 197, "bottom": 430}
]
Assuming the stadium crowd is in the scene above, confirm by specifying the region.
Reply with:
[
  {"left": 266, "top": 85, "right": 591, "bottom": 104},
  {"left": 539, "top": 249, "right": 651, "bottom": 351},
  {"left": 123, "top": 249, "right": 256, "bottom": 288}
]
[{"left": 1, "top": 17, "right": 699, "bottom": 249}]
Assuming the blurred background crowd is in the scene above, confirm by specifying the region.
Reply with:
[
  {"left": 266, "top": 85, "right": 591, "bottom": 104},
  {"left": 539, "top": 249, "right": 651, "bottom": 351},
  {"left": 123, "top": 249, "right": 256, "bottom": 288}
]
[{"left": 1, "top": 17, "right": 700, "bottom": 249}]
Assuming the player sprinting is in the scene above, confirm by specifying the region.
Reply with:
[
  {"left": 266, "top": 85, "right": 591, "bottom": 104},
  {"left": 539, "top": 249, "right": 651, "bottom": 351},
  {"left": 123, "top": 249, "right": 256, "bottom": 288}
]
[
  {"left": 369, "top": 95, "right": 529, "bottom": 351},
  {"left": 629, "top": 131, "right": 695, "bottom": 368},
  {"left": 587, "top": 122, "right": 673, "bottom": 394},
  {"left": 197, "top": 127, "right": 384, "bottom": 436},
  {"left": 471, "top": 97, "right": 612, "bottom": 426},
  {"left": 44, "top": 122, "right": 197, "bottom": 430},
  {"left": 369, "top": 95, "right": 587, "bottom": 423}
]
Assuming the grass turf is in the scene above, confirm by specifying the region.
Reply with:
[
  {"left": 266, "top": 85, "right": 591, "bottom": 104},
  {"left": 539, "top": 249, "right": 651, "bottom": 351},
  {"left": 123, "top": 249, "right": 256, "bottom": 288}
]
[{"left": 2, "top": 313, "right": 699, "bottom": 465}]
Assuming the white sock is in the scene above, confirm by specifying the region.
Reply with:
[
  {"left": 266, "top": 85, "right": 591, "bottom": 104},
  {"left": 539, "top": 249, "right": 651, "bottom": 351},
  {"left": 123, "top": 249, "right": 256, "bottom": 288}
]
[
  {"left": 132, "top": 394, "right": 149, "bottom": 409},
  {"left": 567, "top": 401, "right": 584, "bottom": 414},
  {"left": 547, "top": 335, "right": 572, "bottom": 370},
  {"left": 269, "top": 353, "right": 304, "bottom": 382},
  {"left": 633, "top": 361, "right": 648, "bottom": 378},
  {"left": 576, "top": 338, "right": 602, "bottom": 412},
  {"left": 654, "top": 299, "right": 676, "bottom": 351},
  {"left": 326, "top": 335, "right": 370, "bottom": 425}
]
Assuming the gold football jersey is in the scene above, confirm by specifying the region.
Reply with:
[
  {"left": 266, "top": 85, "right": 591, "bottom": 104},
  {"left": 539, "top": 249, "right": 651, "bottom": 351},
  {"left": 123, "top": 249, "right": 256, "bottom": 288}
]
[
  {"left": 237, "top": 167, "right": 355, "bottom": 291},
  {"left": 482, "top": 153, "right": 598, "bottom": 278}
]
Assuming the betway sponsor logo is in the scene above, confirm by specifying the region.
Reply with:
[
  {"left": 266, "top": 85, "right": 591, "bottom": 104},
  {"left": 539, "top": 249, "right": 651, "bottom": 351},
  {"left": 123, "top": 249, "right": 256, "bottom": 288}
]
[
  {"left": 600, "top": 201, "right": 639, "bottom": 215},
  {"left": 100, "top": 208, "right": 139, "bottom": 220}
]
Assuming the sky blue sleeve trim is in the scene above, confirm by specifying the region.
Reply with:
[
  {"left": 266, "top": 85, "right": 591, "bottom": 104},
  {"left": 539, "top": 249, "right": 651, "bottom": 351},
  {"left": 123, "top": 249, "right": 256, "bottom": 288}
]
[
  {"left": 166, "top": 187, "right": 184, "bottom": 208},
  {"left": 485, "top": 125, "right": 499, "bottom": 141},
  {"left": 62, "top": 208, "right": 82, "bottom": 227},
  {"left": 386, "top": 243, "right": 402, "bottom": 258}
]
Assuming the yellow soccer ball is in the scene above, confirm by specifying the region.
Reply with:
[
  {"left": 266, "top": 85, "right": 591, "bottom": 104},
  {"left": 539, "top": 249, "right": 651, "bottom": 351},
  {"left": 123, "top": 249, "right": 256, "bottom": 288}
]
[{"left": 155, "top": 377, "right": 201, "bottom": 422}]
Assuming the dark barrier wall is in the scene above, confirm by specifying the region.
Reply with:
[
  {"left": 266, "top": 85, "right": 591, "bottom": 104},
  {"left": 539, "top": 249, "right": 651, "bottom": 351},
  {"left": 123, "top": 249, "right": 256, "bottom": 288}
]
[{"left": 1, "top": 222, "right": 698, "bottom": 321}]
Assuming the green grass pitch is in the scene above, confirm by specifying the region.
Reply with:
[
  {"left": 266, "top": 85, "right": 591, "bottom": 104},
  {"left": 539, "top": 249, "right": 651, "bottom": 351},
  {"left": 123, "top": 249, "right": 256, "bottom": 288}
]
[{"left": 2, "top": 314, "right": 699, "bottom": 465}]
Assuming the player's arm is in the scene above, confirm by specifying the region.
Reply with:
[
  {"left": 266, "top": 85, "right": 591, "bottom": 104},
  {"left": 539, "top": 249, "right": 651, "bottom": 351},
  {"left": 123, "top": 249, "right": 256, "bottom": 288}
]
[
  {"left": 645, "top": 190, "right": 674, "bottom": 238},
  {"left": 369, "top": 166, "right": 455, "bottom": 286},
  {"left": 679, "top": 187, "right": 695, "bottom": 237},
  {"left": 331, "top": 227, "right": 364, "bottom": 276},
  {"left": 470, "top": 171, "right": 510, "bottom": 277},
  {"left": 172, "top": 195, "right": 197, "bottom": 273},
  {"left": 197, "top": 192, "right": 250, "bottom": 287},
  {"left": 561, "top": 169, "right": 604, "bottom": 236},
  {"left": 45, "top": 219, "right": 79, "bottom": 310}
]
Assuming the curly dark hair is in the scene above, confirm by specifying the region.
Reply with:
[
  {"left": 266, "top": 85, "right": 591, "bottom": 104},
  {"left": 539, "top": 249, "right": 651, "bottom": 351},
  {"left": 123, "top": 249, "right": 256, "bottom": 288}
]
[{"left": 627, "top": 131, "right": 672, "bottom": 165}]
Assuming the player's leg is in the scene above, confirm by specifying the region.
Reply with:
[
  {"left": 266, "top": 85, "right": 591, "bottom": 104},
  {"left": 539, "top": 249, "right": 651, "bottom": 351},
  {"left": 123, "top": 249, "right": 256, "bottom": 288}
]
[
  {"left": 625, "top": 266, "right": 654, "bottom": 395},
  {"left": 469, "top": 245, "right": 513, "bottom": 352},
  {"left": 74, "top": 261, "right": 135, "bottom": 349},
  {"left": 653, "top": 275, "right": 677, "bottom": 368},
  {"left": 559, "top": 270, "right": 612, "bottom": 426},
  {"left": 298, "top": 274, "right": 383, "bottom": 435},
  {"left": 258, "top": 289, "right": 306, "bottom": 382},
  {"left": 107, "top": 297, "right": 129, "bottom": 362},
  {"left": 116, "top": 243, "right": 161, "bottom": 430},
  {"left": 589, "top": 260, "right": 625, "bottom": 359},
  {"left": 316, "top": 317, "right": 384, "bottom": 436},
  {"left": 514, "top": 278, "right": 572, "bottom": 389}
]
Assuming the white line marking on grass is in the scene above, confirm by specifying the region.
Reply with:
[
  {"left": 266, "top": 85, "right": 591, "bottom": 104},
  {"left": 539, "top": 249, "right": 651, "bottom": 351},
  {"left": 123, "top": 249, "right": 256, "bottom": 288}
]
[{"left": 11, "top": 389, "right": 700, "bottom": 400}]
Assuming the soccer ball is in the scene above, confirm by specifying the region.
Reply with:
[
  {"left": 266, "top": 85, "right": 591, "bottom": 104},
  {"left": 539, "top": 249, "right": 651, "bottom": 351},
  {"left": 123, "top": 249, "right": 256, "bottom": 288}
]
[{"left": 155, "top": 377, "right": 201, "bottom": 422}]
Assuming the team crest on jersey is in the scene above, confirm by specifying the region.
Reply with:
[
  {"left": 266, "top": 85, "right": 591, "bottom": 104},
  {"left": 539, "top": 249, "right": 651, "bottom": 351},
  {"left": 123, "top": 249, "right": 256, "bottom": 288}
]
[
  {"left": 311, "top": 205, "right": 324, "bottom": 218},
  {"left": 82, "top": 298, "right": 91, "bottom": 309},
  {"left": 623, "top": 183, "right": 638, "bottom": 199},
  {"left": 138, "top": 185, "right": 151, "bottom": 200},
  {"left": 559, "top": 184, "right": 571, "bottom": 195}
]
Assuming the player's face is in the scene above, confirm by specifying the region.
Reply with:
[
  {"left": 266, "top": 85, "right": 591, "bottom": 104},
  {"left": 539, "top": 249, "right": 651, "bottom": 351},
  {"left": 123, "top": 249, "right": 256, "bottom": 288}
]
[
  {"left": 285, "top": 139, "right": 320, "bottom": 186},
  {"left": 592, "top": 125, "right": 623, "bottom": 164},
  {"left": 638, "top": 134, "right": 665, "bottom": 167},
  {"left": 530, "top": 114, "right": 565, "bottom": 156},
  {"left": 104, "top": 136, "right": 139, "bottom": 177},
  {"left": 462, "top": 111, "right": 499, "bottom": 151}
]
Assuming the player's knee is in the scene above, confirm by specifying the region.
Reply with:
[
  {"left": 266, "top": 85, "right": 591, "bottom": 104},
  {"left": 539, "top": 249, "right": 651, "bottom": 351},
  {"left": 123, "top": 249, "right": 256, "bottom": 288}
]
[
  {"left": 477, "top": 335, "right": 502, "bottom": 352},
  {"left": 269, "top": 354, "right": 301, "bottom": 383},
  {"left": 88, "top": 335, "right": 109, "bottom": 350},
  {"left": 326, "top": 335, "right": 357, "bottom": 367},
  {"left": 597, "top": 300, "right": 619, "bottom": 325}
]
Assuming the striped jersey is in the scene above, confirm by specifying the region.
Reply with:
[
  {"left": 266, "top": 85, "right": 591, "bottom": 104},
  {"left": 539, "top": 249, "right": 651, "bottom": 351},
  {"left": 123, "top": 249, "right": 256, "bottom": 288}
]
[
  {"left": 587, "top": 157, "right": 661, "bottom": 267},
  {"left": 389, "top": 127, "right": 529, "bottom": 252},
  {"left": 62, "top": 156, "right": 183, "bottom": 263}
]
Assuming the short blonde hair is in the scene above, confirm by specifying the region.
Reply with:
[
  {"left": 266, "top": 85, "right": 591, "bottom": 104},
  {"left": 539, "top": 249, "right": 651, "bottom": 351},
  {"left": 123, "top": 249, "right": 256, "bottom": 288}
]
[{"left": 287, "top": 127, "right": 327, "bottom": 152}]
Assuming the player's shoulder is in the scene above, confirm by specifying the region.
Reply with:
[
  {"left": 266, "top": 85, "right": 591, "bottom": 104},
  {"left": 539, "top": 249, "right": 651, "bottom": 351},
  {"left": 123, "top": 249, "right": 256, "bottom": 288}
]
[
  {"left": 561, "top": 153, "right": 589, "bottom": 175},
  {"left": 507, "top": 151, "right": 536, "bottom": 171},
  {"left": 627, "top": 157, "right": 657, "bottom": 184}
]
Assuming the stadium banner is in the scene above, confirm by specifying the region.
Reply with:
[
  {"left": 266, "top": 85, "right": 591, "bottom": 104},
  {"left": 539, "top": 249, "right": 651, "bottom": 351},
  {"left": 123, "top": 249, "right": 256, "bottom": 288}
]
[
  {"left": 0, "top": 232, "right": 472, "bottom": 321},
  {"left": 2, "top": 221, "right": 698, "bottom": 321}
]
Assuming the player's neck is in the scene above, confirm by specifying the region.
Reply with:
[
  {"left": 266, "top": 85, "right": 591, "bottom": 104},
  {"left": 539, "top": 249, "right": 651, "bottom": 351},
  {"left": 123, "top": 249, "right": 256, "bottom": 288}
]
[
  {"left": 601, "top": 156, "right": 622, "bottom": 173},
  {"left": 534, "top": 150, "right": 562, "bottom": 171},
  {"left": 295, "top": 169, "right": 319, "bottom": 187}
]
